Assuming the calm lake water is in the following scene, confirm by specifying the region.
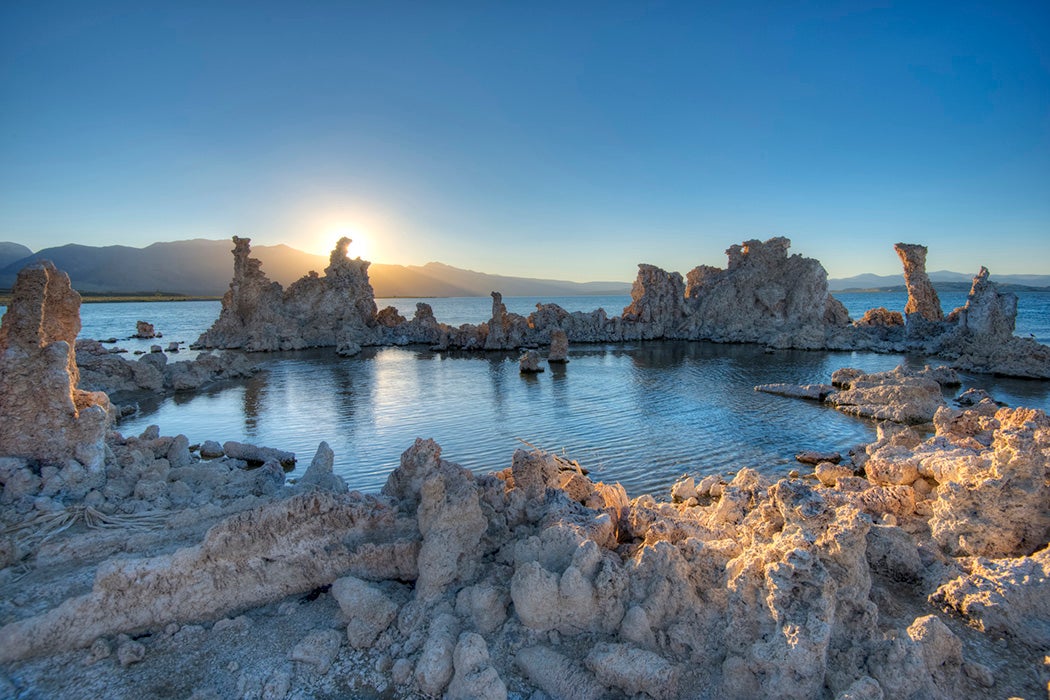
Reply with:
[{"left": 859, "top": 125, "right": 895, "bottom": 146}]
[{"left": 3, "top": 292, "right": 1049, "bottom": 496}]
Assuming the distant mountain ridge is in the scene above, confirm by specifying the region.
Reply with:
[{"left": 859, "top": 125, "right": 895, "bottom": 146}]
[
  {"left": 828, "top": 270, "right": 1050, "bottom": 292},
  {"left": 1, "top": 239, "right": 1047, "bottom": 297},
  {"left": 0, "top": 239, "right": 631, "bottom": 298},
  {"left": 0, "top": 242, "right": 32, "bottom": 269}
]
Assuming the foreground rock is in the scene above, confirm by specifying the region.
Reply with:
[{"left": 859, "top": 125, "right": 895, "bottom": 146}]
[
  {"left": 0, "top": 261, "right": 110, "bottom": 468},
  {"left": 761, "top": 363, "right": 959, "bottom": 425},
  {"left": 2, "top": 256, "right": 1048, "bottom": 697},
  {"left": 4, "top": 407, "right": 1048, "bottom": 698}
]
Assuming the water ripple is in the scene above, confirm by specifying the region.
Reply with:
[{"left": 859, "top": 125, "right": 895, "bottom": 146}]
[{"left": 119, "top": 342, "right": 1050, "bottom": 497}]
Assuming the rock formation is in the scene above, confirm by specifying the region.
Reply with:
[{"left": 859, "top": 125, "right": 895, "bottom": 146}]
[
  {"left": 188, "top": 235, "right": 1050, "bottom": 377},
  {"left": 947, "top": 267, "right": 1016, "bottom": 337},
  {"left": 483, "top": 292, "right": 529, "bottom": 350},
  {"left": 76, "top": 339, "right": 254, "bottom": 394},
  {"left": 548, "top": 329, "right": 569, "bottom": 362},
  {"left": 518, "top": 349, "right": 543, "bottom": 373},
  {"left": 935, "top": 267, "right": 1050, "bottom": 378},
  {"left": 0, "top": 261, "right": 110, "bottom": 468},
  {"left": 759, "top": 364, "right": 960, "bottom": 425},
  {"left": 621, "top": 264, "right": 686, "bottom": 339},
  {"left": 895, "top": 242, "right": 944, "bottom": 321},
  {"left": 680, "top": 237, "right": 851, "bottom": 348},
  {"left": 4, "top": 287, "right": 1050, "bottom": 697},
  {"left": 195, "top": 237, "right": 378, "bottom": 354},
  {"left": 7, "top": 420, "right": 1046, "bottom": 697},
  {"left": 133, "top": 321, "right": 157, "bottom": 339}
]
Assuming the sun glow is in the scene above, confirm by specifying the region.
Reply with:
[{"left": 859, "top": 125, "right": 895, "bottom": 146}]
[{"left": 314, "top": 224, "right": 373, "bottom": 262}]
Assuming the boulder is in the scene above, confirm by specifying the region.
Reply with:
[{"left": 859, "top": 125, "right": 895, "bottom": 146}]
[
  {"left": 518, "top": 350, "right": 543, "bottom": 373},
  {"left": 297, "top": 442, "right": 347, "bottom": 493},
  {"left": 0, "top": 261, "right": 110, "bottom": 468},
  {"left": 548, "top": 329, "right": 569, "bottom": 363},
  {"left": 134, "top": 321, "right": 157, "bottom": 339},
  {"left": 854, "top": 307, "right": 904, "bottom": 327},
  {"left": 330, "top": 575, "right": 398, "bottom": 648}
]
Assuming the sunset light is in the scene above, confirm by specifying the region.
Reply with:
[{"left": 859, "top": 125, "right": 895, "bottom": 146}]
[
  {"left": 322, "top": 225, "right": 371, "bottom": 262},
  {"left": 2, "top": 4, "right": 1049, "bottom": 697}
]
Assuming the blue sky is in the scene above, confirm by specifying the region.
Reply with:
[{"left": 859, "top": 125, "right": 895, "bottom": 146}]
[{"left": 2, "top": 1, "right": 1048, "bottom": 280}]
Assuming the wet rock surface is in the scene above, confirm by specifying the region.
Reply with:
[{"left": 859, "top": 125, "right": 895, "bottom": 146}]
[{"left": 76, "top": 338, "right": 255, "bottom": 395}]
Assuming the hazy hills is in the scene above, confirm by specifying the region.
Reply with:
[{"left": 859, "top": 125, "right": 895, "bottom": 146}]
[
  {"left": 829, "top": 271, "right": 1050, "bottom": 293},
  {"left": 0, "top": 239, "right": 631, "bottom": 298},
  {"left": 2, "top": 239, "right": 1047, "bottom": 298},
  {"left": 0, "top": 242, "right": 33, "bottom": 269}
]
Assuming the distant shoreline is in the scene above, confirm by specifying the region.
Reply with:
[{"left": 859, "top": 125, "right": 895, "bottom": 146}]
[
  {"left": 0, "top": 292, "right": 223, "bottom": 305},
  {"left": 833, "top": 284, "right": 1050, "bottom": 294}
]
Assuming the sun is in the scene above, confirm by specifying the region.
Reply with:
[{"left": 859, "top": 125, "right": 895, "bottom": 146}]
[{"left": 317, "top": 225, "right": 372, "bottom": 261}]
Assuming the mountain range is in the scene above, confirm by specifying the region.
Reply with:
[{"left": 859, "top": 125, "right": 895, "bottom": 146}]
[
  {"left": 2, "top": 239, "right": 1048, "bottom": 298},
  {"left": 0, "top": 239, "right": 631, "bottom": 298},
  {"left": 828, "top": 271, "right": 1050, "bottom": 292}
]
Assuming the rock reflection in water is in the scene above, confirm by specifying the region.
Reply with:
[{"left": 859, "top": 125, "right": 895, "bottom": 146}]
[{"left": 117, "top": 342, "right": 1050, "bottom": 496}]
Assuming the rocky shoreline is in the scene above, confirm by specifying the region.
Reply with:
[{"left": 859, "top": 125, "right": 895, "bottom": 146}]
[
  {"left": 189, "top": 235, "right": 1050, "bottom": 379},
  {"left": 1, "top": 252, "right": 1048, "bottom": 698}
]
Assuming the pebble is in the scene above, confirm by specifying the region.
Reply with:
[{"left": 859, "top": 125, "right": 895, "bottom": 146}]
[
  {"left": 117, "top": 640, "right": 146, "bottom": 667},
  {"left": 84, "top": 638, "right": 112, "bottom": 665},
  {"left": 963, "top": 661, "right": 995, "bottom": 688},
  {"left": 261, "top": 669, "right": 291, "bottom": 700}
]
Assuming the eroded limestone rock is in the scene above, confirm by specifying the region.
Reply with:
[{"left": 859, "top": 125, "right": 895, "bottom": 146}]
[
  {"left": 681, "top": 237, "right": 848, "bottom": 348},
  {"left": 77, "top": 340, "right": 255, "bottom": 395},
  {"left": 3, "top": 426, "right": 1041, "bottom": 697},
  {"left": 195, "top": 237, "right": 378, "bottom": 352},
  {"left": 932, "top": 546, "right": 1050, "bottom": 647},
  {"left": 184, "top": 236, "right": 1050, "bottom": 377},
  {"left": 0, "top": 261, "right": 110, "bottom": 468},
  {"left": 0, "top": 490, "right": 415, "bottom": 662},
  {"left": 823, "top": 365, "right": 949, "bottom": 424},
  {"left": 895, "top": 243, "right": 943, "bottom": 322},
  {"left": 548, "top": 329, "right": 569, "bottom": 363}
]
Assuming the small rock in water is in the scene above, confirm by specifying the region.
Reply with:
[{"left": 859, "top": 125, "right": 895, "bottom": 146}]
[
  {"left": 954, "top": 387, "right": 995, "bottom": 406},
  {"left": 134, "top": 320, "right": 157, "bottom": 339},
  {"left": 199, "top": 440, "right": 224, "bottom": 459},
  {"left": 548, "top": 329, "right": 569, "bottom": 363},
  {"left": 519, "top": 350, "right": 544, "bottom": 374},
  {"left": 795, "top": 451, "right": 841, "bottom": 465},
  {"left": 166, "top": 342, "right": 180, "bottom": 352},
  {"left": 222, "top": 441, "right": 296, "bottom": 468}
]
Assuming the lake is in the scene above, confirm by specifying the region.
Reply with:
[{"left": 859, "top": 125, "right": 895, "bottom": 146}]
[{"left": 4, "top": 291, "right": 1050, "bottom": 496}]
